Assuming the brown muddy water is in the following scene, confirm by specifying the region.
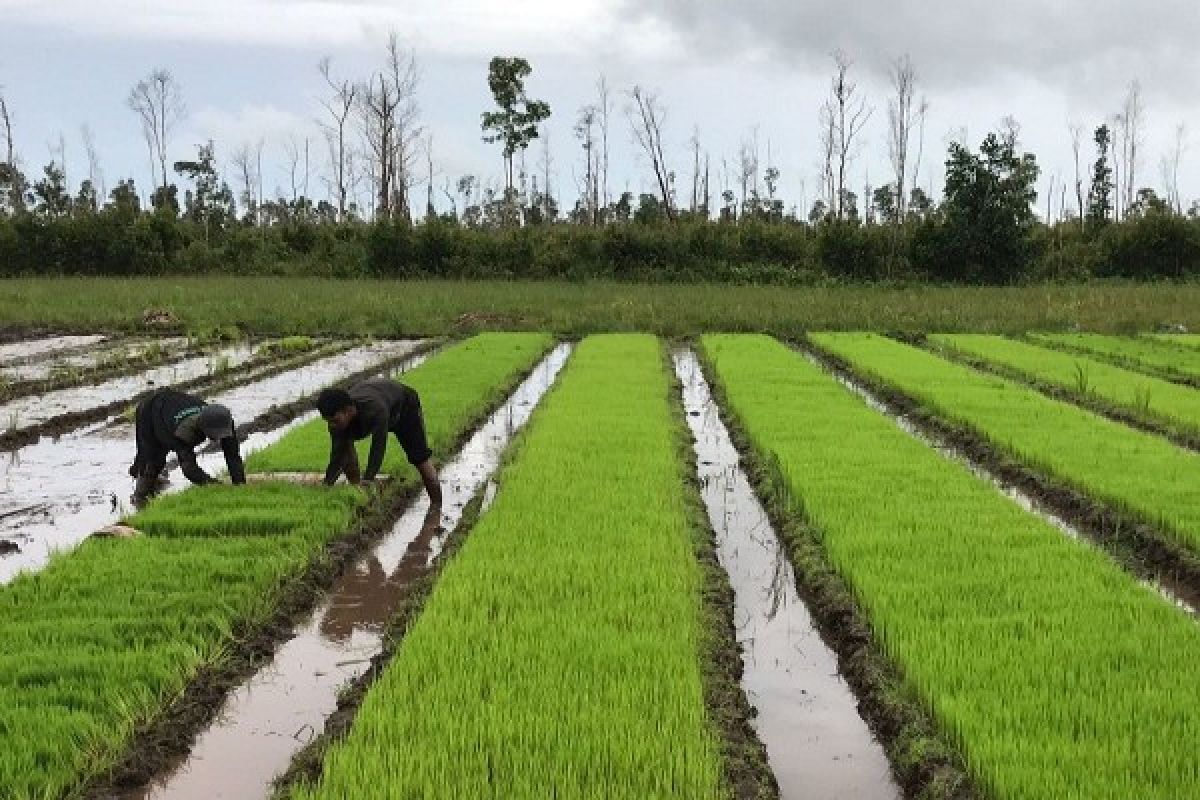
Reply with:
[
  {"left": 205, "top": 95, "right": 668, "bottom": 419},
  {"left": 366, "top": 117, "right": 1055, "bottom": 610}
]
[
  {"left": 817, "top": 353, "right": 1200, "bottom": 618},
  {"left": 0, "top": 344, "right": 259, "bottom": 434},
  {"left": 0, "top": 341, "right": 427, "bottom": 584},
  {"left": 0, "top": 334, "right": 108, "bottom": 365},
  {"left": 0, "top": 337, "right": 189, "bottom": 383},
  {"left": 118, "top": 343, "right": 572, "bottom": 800},
  {"left": 674, "top": 351, "right": 900, "bottom": 800}
]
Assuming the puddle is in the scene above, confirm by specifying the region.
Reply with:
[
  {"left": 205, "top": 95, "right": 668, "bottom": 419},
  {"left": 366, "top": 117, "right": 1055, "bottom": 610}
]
[
  {"left": 814, "top": 353, "right": 1200, "bottom": 618},
  {"left": 119, "top": 343, "right": 572, "bottom": 800},
  {"left": 0, "top": 338, "right": 189, "bottom": 383},
  {"left": 0, "top": 342, "right": 428, "bottom": 584},
  {"left": 674, "top": 351, "right": 900, "bottom": 800},
  {"left": 0, "top": 334, "right": 108, "bottom": 365},
  {"left": 0, "top": 344, "right": 258, "bottom": 434}
]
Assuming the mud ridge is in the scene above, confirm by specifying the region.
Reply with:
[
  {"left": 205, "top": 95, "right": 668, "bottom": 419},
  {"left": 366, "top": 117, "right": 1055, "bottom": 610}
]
[
  {"left": 666, "top": 349, "right": 779, "bottom": 800},
  {"left": 917, "top": 336, "right": 1200, "bottom": 454},
  {"left": 695, "top": 346, "right": 981, "bottom": 800},
  {"left": 805, "top": 337, "right": 1200, "bottom": 614},
  {"left": 81, "top": 344, "right": 551, "bottom": 799}
]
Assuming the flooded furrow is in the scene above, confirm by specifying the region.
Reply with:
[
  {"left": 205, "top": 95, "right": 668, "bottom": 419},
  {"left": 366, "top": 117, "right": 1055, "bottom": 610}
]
[
  {"left": 0, "top": 337, "right": 189, "bottom": 383},
  {"left": 0, "top": 334, "right": 108, "bottom": 365},
  {"left": 674, "top": 351, "right": 900, "bottom": 800},
  {"left": 808, "top": 350, "right": 1200, "bottom": 618},
  {"left": 0, "top": 341, "right": 429, "bottom": 584},
  {"left": 120, "top": 343, "right": 572, "bottom": 800},
  {"left": 0, "top": 344, "right": 258, "bottom": 434}
]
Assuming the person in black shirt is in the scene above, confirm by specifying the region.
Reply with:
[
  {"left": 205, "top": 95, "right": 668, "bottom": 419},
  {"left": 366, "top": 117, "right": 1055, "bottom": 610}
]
[
  {"left": 129, "top": 388, "right": 246, "bottom": 505},
  {"left": 316, "top": 379, "right": 441, "bottom": 508}
]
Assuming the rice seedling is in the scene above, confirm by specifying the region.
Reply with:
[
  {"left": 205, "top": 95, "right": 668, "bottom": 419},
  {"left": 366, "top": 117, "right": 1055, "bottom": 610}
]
[
  {"left": 929, "top": 334, "right": 1200, "bottom": 436},
  {"left": 1029, "top": 332, "right": 1200, "bottom": 382},
  {"left": 1143, "top": 333, "right": 1200, "bottom": 350},
  {"left": 287, "top": 335, "right": 726, "bottom": 800},
  {"left": 702, "top": 333, "right": 1200, "bottom": 800},
  {"left": 0, "top": 333, "right": 557, "bottom": 798},
  {"left": 812, "top": 332, "right": 1200, "bottom": 556}
]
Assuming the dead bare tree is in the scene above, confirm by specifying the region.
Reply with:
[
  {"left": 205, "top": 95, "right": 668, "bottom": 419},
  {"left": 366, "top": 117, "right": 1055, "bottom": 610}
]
[
  {"left": 1161, "top": 122, "right": 1186, "bottom": 213},
  {"left": 736, "top": 134, "right": 757, "bottom": 216},
  {"left": 597, "top": 76, "right": 612, "bottom": 211},
  {"left": 574, "top": 105, "right": 598, "bottom": 223},
  {"left": 283, "top": 135, "right": 302, "bottom": 203},
  {"left": 1069, "top": 121, "right": 1085, "bottom": 226},
  {"left": 887, "top": 55, "right": 917, "bottom": 221},
  {"left": 127, "top": 69, "right": 185, "bottom": 190},
  {"left": 1110, "top": 112, "right": 1124, "bottom": 221},
  {"left": 1121, "top": 80, "right": 1144, "bottom": 210},
  {"left": 538, "top": 126, "right": 554, "bottom": 219},
  {"left": 317, "top": 57, "right": 357, "bottom": 220},
  {"left": 688, "top": 126, "right": 702, "bottom": 213},
  {"left": 913, "top": 96, "right": 930, "bottom": 197},
  {"left": 826, "top": 51, "right": 873, "bottom": 220},
  {"left": 230, "top": 142, "right": 259, "bottom": 223},
  {"left": 0, "top": 87, "right": 13, "bottom": 170},
  {"left": 627, "top": 85, "right": 674, "bottom": 219},
  {"left": 817, "top": 100, "right": 836, "bottom": 214},
  {"left": 80, "top": 124, "right": 104, "bottom": 200},
  {"left": 357, "top": 34, "right": 422, "bottom": 221}
]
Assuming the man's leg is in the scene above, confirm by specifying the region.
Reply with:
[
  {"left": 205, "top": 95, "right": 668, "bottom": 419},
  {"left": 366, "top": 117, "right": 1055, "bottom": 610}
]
[
  {"left": 132, "top": 454, "right": 167, "bottom": 507},
  {"left": 394, "top": 393, "right": 440, "bottom": 507}
]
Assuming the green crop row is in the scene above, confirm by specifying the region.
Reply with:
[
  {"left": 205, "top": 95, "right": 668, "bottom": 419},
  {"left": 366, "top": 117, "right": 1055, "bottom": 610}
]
[
  {"left": 928, "top": 333, "right": 1200, "bottom": 437},
  {"left": 813, "top": 332, "right": 1200, "bottom": 556},
  {"left": 1143, "top": 333, "right": 1200, "bottom": 350},
  {"left": 1030, "top": 332, "right": 1200, "bottom": 382},
  {"left": 702, "top": 334, "right": 1200, "bottom": 799},
  {"left": 288, "top": 335, "right": 726, "bottom": 800},
  {"left": 248, "top": 332, "right": 554, "bottom": 475},
  {"left": 0, "top": 333, "right": 555, "bottom": 798}
]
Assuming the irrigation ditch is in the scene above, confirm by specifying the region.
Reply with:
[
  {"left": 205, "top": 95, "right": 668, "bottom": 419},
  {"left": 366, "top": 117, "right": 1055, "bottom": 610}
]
[
  {"left": 81, "top": 340, "right": 566, "bottom": 799},
  {"left": 0, "top": 339, "right": 437, "bottom": 582},
  {"left": 802, "top": 337, "right": 1200, "bottom": 616},
  {"left": 674, "top": 349, "right": 899, "bottom": 800},
  {"left": 692, "top": 344, "right": 982, "bottom": 800}
]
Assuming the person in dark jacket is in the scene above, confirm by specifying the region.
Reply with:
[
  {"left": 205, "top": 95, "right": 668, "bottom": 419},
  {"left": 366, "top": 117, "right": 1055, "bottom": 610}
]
[
  {"left": 316, "top": 379, "right": 441, "bottom": 507},
  {"left": 129, "top": 388, "right": 245, "bottom": 505}
]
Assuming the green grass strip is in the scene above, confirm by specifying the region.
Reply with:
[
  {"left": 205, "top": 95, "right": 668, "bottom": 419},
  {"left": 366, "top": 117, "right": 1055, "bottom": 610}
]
[
  {"left": 0, "top": 333, "right": 555, "bottom": 799},
  {"left": 1030, "top": 332, "right": 1200, "bottom": 381},
  {"left": 290, "top": 335, "right": 725, "bottom": 799},
  {"left": 813, "top": 332, "right": 1200, "bottom": 555},
  {"left": 248, "top": 332, "right": 553, "bottom": 475},
  {"left": 929, "top": 333, "right": 1200, "bottom": 436},
  {"left": 1143, "top": 333, "right": 1200, "bottom": 350},
  {"left": 703, "top": 334, "right": 1200, "bottom": 800}
]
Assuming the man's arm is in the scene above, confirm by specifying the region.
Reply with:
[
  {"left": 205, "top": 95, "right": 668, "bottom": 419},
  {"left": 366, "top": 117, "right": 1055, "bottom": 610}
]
[
  {"left": 176, "top": 445, "right": 215, "bottom": 485},
  {"left": 221, "top": 436, "right": 246, "bottom": 485},
  {"left": 324, "top": 434, "right": 352, "bottom": 485},
  {"left": 362, "top": 417, "right": 389, "bottom": 481}
]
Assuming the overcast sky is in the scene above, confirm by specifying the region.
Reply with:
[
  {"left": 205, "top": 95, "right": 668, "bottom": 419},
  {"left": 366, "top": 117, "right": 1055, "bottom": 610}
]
[{"left": 3, "top": 0, "right": 1200, "bottom": 217}]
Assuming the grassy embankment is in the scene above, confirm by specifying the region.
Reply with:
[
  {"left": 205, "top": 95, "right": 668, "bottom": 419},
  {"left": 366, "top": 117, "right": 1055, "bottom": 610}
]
[
  {"left": 0, "top": 333, "right": 553, "bottom": 798},
  {"left": 703, "top": 334, "right": 1200, "bottom": 799},
  {"left": 3, "top": 277, "right": 1200, "bottom": 335},
  {"left": 812, "top": 333, "right": 1200, "bottom": 557},
  {"left": 286, "top": 335, "right": 735, "bottom": 799}
]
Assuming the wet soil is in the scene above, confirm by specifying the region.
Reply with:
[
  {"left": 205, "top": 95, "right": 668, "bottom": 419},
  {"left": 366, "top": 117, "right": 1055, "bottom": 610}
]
[
  {"left": 694, "top": 347, "right": 982, "bottom": 800},
  {"left": 675, "top": 351, "right": 899, "bottom": 800},
  {"left": 0, "top": 334, "right": 108, "bottom": 365},
  {"left": 0, "top": 337, "right": 188, "bottom": 384},
  {"left": 116, "top": 344, "right": 570, "bottom": 800},
  {"left": 82, "top": 343, "right": 568, "bottom": 800},
  {"left": 804, "top": 338, "right": 1200, "bottom": 615},
  {"left": 1, "top": 342, "right": 432, "bottom": 583}
]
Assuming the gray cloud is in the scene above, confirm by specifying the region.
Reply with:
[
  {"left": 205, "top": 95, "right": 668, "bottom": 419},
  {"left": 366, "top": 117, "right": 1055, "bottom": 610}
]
[{"left": 628, "top": 1, "right": 1200, "bottom": 102}]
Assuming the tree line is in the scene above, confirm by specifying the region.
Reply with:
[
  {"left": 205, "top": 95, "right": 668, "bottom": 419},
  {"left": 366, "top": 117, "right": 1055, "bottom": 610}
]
[{"left": 1, "top": 42, "right": 1199, "bottom": 283}]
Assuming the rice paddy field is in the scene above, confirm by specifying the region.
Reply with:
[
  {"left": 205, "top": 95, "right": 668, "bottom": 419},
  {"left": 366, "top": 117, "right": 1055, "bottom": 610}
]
[{"left": 2, "top": 324, "right": 1199, "bottom": 799}]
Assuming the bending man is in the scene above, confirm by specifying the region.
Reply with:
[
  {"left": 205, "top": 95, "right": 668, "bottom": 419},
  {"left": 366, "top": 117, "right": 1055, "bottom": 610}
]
[
  {"left": 129, "top": 388, "right": 245, "bottom": 505},
  {"left": 317, "top": 379, "right": 442, "bottom": 507}
]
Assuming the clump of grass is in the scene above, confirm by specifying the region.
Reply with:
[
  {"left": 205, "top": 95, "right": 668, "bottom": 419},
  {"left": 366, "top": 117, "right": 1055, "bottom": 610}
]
[
  {"left": 289, "top": 335, "right": 725, "bottom": 800},
  {"left": 706, "top": 334, "right": 1200, "bottom": 800},
  {"left": 257, "top": 336, "right": 315, "bottom": 358}
]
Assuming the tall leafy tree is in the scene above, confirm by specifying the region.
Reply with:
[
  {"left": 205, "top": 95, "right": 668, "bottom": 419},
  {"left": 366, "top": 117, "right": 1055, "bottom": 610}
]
[
  {"left": 1086, "top": 124, "right": 1114, "bottom": 229},
  {"left": 481, "top": 57, "right": 550, "bottom": 197}
]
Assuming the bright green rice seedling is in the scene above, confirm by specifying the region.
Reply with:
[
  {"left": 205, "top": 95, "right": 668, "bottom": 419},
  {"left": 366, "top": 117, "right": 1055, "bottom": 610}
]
[
  {"left": 249, "top": 332, "right": 553, "bottom": 477},
  {"left": 813, "top": 332, "right": 1200, "bottom": 555},
  {"left": 1030, "top": 332, "right": 1200, "bottom": 381},
  {"left": 290, "top": 335, "right": 725, "bottom": 800},
  {"left": 1143, "top": 333, "right": 1200, "bottom": 350},
  {"left": 929, "top": 333, "right": 1200, "bottom": 435},
  {"left": 0, "top": 333, "right": 556, "bottom": 798},
  {"left": 703, "top": 334, "right": 1200, "bottom": 800}
]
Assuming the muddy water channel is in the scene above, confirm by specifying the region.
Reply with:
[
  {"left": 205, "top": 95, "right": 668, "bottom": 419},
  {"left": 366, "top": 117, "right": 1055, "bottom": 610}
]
[
  {"left": 0, "top": 334, "right": 108, "bottom": 365},
  {"left": 122, "top": 343, "right": 572, "bottom": 800},
  {"left": 0, "top": 341, "right": 427, "bottom": 584},
  {"left": 0, "top": 337, "right": 189, "bottom": 383},
  {"left": 0, "top": 344, "right": 258, "bottom": 433},
  {"left": 674, "top": 351, "right": 900, "bottom": 800}
]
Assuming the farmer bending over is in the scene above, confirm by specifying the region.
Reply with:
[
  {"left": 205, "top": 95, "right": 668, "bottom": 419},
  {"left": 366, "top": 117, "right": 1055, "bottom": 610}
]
[
  {"left": 317, "top": 379, "right": 441, "bottom": 508},
  {"left": 129, "top": 388, "right": 245, "bottom": 505}
]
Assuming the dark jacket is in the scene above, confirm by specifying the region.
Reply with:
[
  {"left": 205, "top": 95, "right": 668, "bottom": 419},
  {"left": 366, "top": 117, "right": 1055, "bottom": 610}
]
[
  {"left": 134, "top": 389, "right": 245, "bottom": 485},
  {"left": 324, "top": 379, "right": 416, "bottom": 484}
]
